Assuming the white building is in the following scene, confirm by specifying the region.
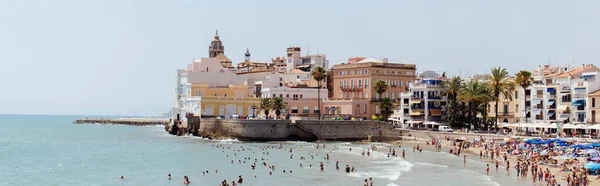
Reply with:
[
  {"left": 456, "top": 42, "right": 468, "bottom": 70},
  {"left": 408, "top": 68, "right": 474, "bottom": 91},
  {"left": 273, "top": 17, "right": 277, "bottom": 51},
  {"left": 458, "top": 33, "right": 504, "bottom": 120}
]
[{"left": 406, "top": 79, "right": 448, "bottom": 129}]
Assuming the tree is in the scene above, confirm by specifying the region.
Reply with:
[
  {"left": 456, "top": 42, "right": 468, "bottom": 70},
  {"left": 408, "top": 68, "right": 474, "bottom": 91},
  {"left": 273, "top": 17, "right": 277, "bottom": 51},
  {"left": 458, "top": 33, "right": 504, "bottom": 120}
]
[
  {"left": 459, "top": 81, "right": 488, "bottom": 129},
  {"left": 374, "top": 80, "right": 388, "bottom": 101},
  {"left": 378, "top": 98, "right": 394, "bottom": 121},
  {"left": 311, "top": 67, "right": 327, "bottom": 120},
  {"left": 259, "top": 98, "right": 272, "bottom": 118},
  {"left": 515, "top": 70, "right": 533, "bottom": 123},
  {"left": 477, "top": 85, "right": 496, "bottom": 130},
  {"left": 442, "top": 76, "right": 464, "bottom": 127},
  {"left": 270, "top": 97, "right": 288, "bottom": 118},
  {"left": 487, "top": 67, "right": 515, "bottom": 129}
]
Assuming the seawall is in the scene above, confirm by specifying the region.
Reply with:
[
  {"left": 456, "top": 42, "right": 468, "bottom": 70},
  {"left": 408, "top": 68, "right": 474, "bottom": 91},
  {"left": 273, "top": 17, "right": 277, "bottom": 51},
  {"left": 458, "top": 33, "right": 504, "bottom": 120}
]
[
  {"left": 168, "top": 119, "right": 398, "bottom": 141},
  {"left": 73, "top": 118, "right": 170, "bottom": 126}
]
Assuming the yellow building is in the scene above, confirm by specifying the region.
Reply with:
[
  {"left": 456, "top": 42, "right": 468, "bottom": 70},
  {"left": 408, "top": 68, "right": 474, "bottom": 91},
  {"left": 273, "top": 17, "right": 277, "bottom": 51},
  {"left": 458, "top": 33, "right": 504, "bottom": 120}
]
[{"left": 190, "top": 83, "right": 260, "bottom": 117}]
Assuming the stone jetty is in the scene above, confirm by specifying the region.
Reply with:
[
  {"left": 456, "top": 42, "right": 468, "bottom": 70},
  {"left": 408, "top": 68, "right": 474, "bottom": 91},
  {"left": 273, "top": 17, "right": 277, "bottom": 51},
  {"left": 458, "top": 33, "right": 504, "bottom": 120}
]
[{"left": 73, "top": 118, "right": 170, "bottom": 126}]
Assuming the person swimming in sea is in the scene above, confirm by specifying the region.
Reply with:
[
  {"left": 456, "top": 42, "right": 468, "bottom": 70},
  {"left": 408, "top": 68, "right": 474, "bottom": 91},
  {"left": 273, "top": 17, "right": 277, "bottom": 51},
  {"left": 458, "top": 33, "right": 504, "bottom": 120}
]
[
  {"left": 320, "top": 162, "right": 324, "bottom": 171},
  {"left": 119, "top": 176, "right": 124, "bottom": 181},
  {"left": 238, "top": 175, "right": 243, "bottom": 183},
  {"left": 168, "top": 174, "right": 171, "bottom": 180},
  {"left": 345, "top": 165, "right": 351, "bottom": 173},
  {"left": 183, "top": 175, "right": 190, "bottom": 185}
]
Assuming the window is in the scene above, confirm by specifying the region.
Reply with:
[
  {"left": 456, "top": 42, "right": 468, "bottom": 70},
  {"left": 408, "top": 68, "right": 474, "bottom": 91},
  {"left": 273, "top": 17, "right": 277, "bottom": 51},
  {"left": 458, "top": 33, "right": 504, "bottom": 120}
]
[
  {"left": 291, "top": 106, "right": 298, "bottom": 113},
  {"left": 363, "top": 104, "right": 367, "bottom": 114},
  {"left": 279, "top": 94, "right": 283, "bottom": 98},
  {"left": 358, "top": 79, "right": 362, "bottom": 86},
  {"left": 376, "top": 70, "right": 380, "bottom": 74},
  {"left": 392, "top": 71, "right": 396, "bottom": 74},
  {"left": 385, "top": 71, "right": 388, "bottom": 74},
  {"left": 516, "top": 104, "right": 519, "bottom": 113},
  {"left": 594, "top": 98, "right": 596, "bottom": 107},
  {"left": 286, "top": 94, "right": 289, "bottom": 98},
  {"left": 399, "top": 81, "right": 403, "bottom": 86},
  {"left": 224, "top": 94, "right": 227, "bottom": 97},
  {"left": 300, "top": 94, "right": 303, "bottom": 99},
  {"left": 365, "top": 70, "right": 369, "bottom": 74},
  {"left": 515, "top": 91, "right": 518, "bottom": 99},
  {"left": 351, "top": 80, "right": 354, "bottom": 88},
  {"left": 313, "top": 106, "right": 319, "bottom": 114},
  {"left": 272, "top": 94, "right": 276, "bottom": 98},
  {"left": 364, "top": 79, "right": 368, "bottom": 87},
  {"left": 303, "top": 106, "right": 310, "bottom": 114},
  {"left": 214, "top": 93, "right": 218, "bottom": 96},
  {"left": 195, "top": 89, "right": 204, "bottom": 96}
]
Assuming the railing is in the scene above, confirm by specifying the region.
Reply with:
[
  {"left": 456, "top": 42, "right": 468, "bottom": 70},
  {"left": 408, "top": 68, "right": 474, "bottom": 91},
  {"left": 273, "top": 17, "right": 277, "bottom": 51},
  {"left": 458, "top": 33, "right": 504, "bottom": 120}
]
[
  {"left": 411, "top": 106, "right": 425, "bottom": 110},
  {"left": 410, "top": 116, "right": 425, "bottom": 120},
  {"left": 428, "top": 106, "right": 443, "bottom": 110},
  {"left": 547, "top": 94, "right": 556, "bottom": 99},
  {"left": 411, "top": 95, "right": 423, "bottom": 100},
  {"left": 428, "top": 96, "right": 442, "bottom": 100},
  {"left": 502, "top": 112, "right": 515, "bottom": 116},
  {"left": 339, "top": 86, "right": 363, "bottom": 91},
  {"left": 574, "top": 94, "right": 585, "bottom": 99}
]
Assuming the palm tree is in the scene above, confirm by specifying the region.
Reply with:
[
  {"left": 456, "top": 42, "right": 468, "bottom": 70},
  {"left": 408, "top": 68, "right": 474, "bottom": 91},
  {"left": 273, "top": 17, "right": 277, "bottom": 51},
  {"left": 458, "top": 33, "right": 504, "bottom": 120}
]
[
  {"left": 379, "top": 98, "right": 394, "bottom": 121},
  {"left": 459, "top": 81, "right": 487, "bottom": 129},
  {"left": 373, "top": 80, "right": 388, "bottom": 101},
  {"left": 487, "top": 67, "right": 515, "bottom": 129},
  {"left": 259, "top": 98, "right": 272, "bottom": 118},
  {"left": 442, "top": 76, "right": 464, "bottom": 127},
  {"left": 515, "top": 70, "right": 533, "bottom": 123},
  {"left": 311, "top": 67, "right": 327, "bottom": 120},
  {"left": 270, "top": 97, "right": 288, "bottom": 119},
  {"left": 477, "top": 85, "right": 496, "bottom": 130}
]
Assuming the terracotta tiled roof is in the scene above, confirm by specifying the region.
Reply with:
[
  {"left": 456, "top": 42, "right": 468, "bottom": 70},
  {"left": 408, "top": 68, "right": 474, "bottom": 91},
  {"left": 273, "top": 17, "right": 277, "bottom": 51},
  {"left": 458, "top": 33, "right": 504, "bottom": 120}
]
[
  {"left": 590, "top": 90, "right": 600, "bottom": 96},
  {"left": 553, "top": 66, "right": 599, "bottom": 78}
]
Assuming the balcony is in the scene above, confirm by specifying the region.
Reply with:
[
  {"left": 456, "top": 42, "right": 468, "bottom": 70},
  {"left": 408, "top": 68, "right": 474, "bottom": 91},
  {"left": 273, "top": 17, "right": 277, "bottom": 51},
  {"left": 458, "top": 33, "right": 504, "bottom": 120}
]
[
  {"left": 547, "top": 94, "right": 556, "bottom": 99},
  {"left": 411, "top": 105, "right": 425, "bottom": 110},
  {"left": 573, "top": 94, "right": 585, "bottom": 99},
  {"left": 411, "top": 95, "right": 423, "bottom": 100},
  {"left": 427, "top": 95, "right": 443, "bottom": 100},
  {"left": 501, "top": 112, "right": 515, "bottom": 116},
  {"left": 428, "top": 116, "right": 443, "bottom": 121},
  {"left": 340, "top": 85, "right": 363, "bottom": 91},
  {"left": 391, "top": 84, "right": 397, "bottom": 88},
  {"left": 410, "top": 116, "right": 425, "bottom": 121}
]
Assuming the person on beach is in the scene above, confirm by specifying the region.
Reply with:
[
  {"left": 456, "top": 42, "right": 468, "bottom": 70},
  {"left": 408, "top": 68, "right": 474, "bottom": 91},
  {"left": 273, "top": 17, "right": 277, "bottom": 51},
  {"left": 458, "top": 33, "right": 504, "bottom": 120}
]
[
  {"left": 505, "top": 160, "right": 510, "bottom": 174},
  {"left": 515, "top": 162, "right": 520, "bottom": 178},
  {"left": 495, "top": 161, "right": 499, "bottom": 172},
  {"left": 486, "top": 164, "right": 490, "bottom": 175},
  {"left": 463, "top": 155, "right": 467, "bottom": 167}
]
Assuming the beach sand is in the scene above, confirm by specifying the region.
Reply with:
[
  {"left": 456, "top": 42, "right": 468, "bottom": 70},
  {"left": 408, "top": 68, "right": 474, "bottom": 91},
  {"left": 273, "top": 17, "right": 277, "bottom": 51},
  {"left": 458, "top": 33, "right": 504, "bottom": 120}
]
[{"left": 393, "top": 132, "right": 600, "bottom": 186}]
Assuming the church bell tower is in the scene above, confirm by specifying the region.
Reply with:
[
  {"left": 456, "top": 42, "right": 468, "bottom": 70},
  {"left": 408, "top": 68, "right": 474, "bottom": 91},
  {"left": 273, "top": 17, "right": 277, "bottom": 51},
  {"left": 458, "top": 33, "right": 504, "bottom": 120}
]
[{"left": 209, "top": 30, "right": 224, "bottom": 58}]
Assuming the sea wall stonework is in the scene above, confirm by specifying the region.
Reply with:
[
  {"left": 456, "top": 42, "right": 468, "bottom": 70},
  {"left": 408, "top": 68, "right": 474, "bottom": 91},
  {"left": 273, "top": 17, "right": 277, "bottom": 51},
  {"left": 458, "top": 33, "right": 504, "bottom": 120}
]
[{"left": 194, "top": 119, "right": 392, "bottom": 141}]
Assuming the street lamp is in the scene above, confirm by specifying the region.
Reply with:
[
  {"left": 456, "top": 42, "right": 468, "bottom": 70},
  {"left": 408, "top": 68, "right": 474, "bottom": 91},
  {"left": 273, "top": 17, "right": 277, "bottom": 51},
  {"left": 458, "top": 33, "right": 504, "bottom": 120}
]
[{"left": 251, "top": 104, "right": 257, "bottom": 119}]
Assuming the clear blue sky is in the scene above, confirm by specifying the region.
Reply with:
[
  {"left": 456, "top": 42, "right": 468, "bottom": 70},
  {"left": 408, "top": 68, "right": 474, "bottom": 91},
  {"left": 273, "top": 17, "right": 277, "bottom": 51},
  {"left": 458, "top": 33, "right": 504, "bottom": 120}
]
[{"left": 1, "top": 0, "right": 599, "bottom": 116}]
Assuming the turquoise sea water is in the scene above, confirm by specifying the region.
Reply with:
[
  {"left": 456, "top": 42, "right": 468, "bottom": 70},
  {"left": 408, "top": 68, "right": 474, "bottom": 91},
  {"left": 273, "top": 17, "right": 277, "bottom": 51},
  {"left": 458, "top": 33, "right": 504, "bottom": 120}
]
[{"left": 0, "top": 115, "right": 534, "bottom": 186}]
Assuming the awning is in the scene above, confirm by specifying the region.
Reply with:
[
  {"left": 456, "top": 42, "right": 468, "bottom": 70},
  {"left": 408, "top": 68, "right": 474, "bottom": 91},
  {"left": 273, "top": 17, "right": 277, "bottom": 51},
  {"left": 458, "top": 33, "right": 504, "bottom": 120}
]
[
  {"left": 558, "top": 104, "right": 567, "bottom": 111},
  {"left": 410, "top": 100, "right": 422, "bottom": 104},
  {"left": 547, "top": 100, "right": 555, "bottom": 105},
  {"left": 581, "top": 75, "right": 595, "bottom": 79},
  {"left": 410, "top": 111, "right": 422, "bottom": 116},
  {"left": 575, "top": 87, "right": 586, "bottom": 91},
  {"left": 572, "top": 100, "right": 585, "bottom": 106},
  {"left": 295, "top": 64, "right": 311, "bottom": 68},
  {"left": 429, "top": 110, "right": 442, "bottom": 116},
  {"left": 547, "top": 110, "right": 555, "bottom": 116},
  {"left": 547, "top": 88, "right": 555, "bottom": 93}
]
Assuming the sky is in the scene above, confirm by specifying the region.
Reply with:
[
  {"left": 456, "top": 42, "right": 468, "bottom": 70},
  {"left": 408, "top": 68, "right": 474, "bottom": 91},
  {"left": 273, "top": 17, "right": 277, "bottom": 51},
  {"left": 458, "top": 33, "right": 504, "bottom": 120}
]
[{"left": 1, "top": 0, "right": 599, "bottom": 116}]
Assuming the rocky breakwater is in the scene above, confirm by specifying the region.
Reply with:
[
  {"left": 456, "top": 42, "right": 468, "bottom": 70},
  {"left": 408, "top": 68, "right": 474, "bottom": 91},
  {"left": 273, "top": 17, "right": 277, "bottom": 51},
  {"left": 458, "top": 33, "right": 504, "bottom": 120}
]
[{"left": 73, "top": 118, "right": 170, "bottom": 126}]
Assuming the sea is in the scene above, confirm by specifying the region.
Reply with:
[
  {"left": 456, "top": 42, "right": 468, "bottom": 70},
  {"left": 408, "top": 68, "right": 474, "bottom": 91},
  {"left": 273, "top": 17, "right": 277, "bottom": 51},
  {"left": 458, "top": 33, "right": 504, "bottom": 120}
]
[{"left": 0, "top": 115, "right": 535, "bottom": 186}]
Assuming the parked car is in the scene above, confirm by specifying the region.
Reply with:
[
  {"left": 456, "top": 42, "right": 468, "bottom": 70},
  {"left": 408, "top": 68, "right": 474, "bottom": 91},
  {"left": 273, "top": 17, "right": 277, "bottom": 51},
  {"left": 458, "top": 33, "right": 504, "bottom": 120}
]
[{"left": 439, "top": 126, "right": 453, "bottom": 132}]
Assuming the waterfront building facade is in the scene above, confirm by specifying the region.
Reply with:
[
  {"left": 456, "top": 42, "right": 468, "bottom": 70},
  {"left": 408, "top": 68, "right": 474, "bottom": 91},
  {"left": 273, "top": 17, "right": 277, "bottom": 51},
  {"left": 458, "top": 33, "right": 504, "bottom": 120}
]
[
  {"left": 406, "top": 78, "right": 449, "bottom": 128},
  {"left": 323, "top": 57, "right": 416, "bottom": 119}
]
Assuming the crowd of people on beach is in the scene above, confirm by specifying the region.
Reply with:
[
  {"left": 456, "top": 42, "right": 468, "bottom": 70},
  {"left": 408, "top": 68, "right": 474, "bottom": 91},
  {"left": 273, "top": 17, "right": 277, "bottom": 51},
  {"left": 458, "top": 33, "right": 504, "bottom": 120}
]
[{"left": 424, "top": 134, "right": 600, "bottom": 186}]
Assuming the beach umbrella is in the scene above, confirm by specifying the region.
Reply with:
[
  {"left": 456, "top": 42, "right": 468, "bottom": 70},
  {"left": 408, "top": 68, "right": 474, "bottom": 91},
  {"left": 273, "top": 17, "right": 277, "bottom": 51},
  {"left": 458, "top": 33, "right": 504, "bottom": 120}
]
[
  {"left": 557, "top": 143, "right": 569, "bottom": 146},
  {"left": 584, "top": 162, "right": 600, "bottom": 170},
  {"left": 590, "top": 144, "right": 600, "bottom": 147},
  {"left": 585, "top": 149, "right": 599, "bottom": 154},
  {"left": 555, "top": 139, "right": 567, "bottom": 143},
  {"left": 570, "top": 144, "right": 592, "bottom": 149},
  {"left": 591, "top": 157, "right": 600, "bottom": 161}
]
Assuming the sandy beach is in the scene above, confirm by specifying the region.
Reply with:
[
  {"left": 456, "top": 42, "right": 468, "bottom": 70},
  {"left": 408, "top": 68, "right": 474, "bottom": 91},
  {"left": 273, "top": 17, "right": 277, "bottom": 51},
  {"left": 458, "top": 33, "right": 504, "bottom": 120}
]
[{"left": 394, "top": 130, "right": 600, "bottom": 186}]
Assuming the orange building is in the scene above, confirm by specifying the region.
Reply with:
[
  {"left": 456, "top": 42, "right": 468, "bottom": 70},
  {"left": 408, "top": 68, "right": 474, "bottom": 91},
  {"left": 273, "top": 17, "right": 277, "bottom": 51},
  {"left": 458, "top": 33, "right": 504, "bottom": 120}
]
[{"left": 322, "top": 57, "right": 416, "bottom": 119}]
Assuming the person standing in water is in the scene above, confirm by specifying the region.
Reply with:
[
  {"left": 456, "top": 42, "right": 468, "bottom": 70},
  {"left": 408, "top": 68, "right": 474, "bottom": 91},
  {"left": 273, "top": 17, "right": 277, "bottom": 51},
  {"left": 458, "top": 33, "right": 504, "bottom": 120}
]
[
  {"left": 463, "top": 155, "right": 467, "bottom": 167},
  {"left": 183, "top": 176, "right": 190, "bottom": 185},
  {"left": 486, "top": 164, "right": 490, "bottom": 175}
]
